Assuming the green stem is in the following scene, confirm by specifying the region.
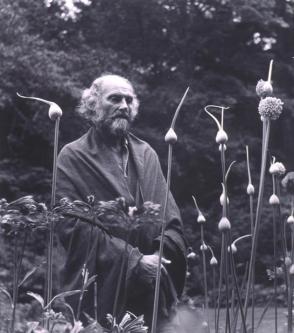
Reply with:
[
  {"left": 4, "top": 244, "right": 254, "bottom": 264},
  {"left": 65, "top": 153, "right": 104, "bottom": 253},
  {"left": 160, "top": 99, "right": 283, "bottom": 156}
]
[
  {"left": 10, "top": 237, "right": 18, "bottom": 333},
  {"left": 244, "top": 120, "right": 271, "bottom": 321},
  {"left": 228, "top": 231, "right": 247, "bottom": 333},
  {"left": 151, "top": 144, "right": 173, "bottom": 333},
  {"left": 77, "top": 224, "right": 94, "bottom": 320},
  {"left": 273, "top": 205, "right": 278, "bottom": 333},
  {"left": 224, "top": 232, "right": 231, "bottom": 333},
  {"left": 46, "top": 117, "right": 60, "bottom": 308},
  {"left": 213, "top": 266, "right": 217, "bottom": 332},
  {"left": 216, "top": 236, "right": 224, "bottom": 333},
  {"left": 201, "top": 225, "right": 210, "bottom": 332}
]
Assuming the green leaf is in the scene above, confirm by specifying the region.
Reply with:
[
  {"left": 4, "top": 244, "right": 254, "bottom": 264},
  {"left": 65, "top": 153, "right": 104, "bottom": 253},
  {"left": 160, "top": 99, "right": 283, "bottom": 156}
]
[
  {"left": 44, "top": 290, "right": 81, "bottom": 310},
  {"left": 18, "top": 266, "right": 38, "bottom": 287},
  {"left": 0, "top": 287, "right": 13, "bottom": 308},
  {"left": 27, "top": 291, "right": 45, "bottom": 309},
  {"left": 84, "top": 275, "right": 97, "bottom": 289}
]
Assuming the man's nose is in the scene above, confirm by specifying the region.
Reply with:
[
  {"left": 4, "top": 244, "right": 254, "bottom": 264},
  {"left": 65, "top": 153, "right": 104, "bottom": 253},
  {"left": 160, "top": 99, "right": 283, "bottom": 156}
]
[{"left": 119, "top": 98, "right": 128, "bottom": 110}]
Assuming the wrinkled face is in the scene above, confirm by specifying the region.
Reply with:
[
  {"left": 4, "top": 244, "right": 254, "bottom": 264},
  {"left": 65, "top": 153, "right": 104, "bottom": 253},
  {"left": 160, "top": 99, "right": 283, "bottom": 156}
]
[{"left": 93, "top": 77, "right": 138, "bottom": 137}]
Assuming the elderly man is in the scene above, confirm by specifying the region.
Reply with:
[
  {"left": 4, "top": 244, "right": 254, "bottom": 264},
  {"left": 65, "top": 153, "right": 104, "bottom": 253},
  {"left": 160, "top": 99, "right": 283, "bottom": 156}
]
[{"left": 56, "top": 74, "right": 187, "bottom": 332}]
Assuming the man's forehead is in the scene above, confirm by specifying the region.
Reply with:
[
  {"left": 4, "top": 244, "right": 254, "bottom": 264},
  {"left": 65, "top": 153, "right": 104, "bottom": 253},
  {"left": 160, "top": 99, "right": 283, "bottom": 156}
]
[{"left": 100, "top": 76, "right": 135, "bottom": 96}]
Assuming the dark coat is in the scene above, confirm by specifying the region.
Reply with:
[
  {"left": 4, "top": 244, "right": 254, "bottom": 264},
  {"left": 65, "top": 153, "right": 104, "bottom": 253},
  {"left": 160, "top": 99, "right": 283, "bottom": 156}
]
[{"left": 56, "top": 127, "right": 187, "bottom": 327}]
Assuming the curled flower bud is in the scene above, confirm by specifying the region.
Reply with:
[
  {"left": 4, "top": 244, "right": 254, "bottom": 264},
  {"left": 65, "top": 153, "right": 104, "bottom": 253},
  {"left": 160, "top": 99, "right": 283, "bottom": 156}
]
[
  {"left": 218, "top": 217, "right": 231, "bottom": 231},
  {"left": 165, "top": 128, "right": 177, "bottom": 144},
  {"left": 247, "top": 183, "right": 255, "bottom": 195},
  {"left": 228, "top": 243, "right": 237, "bottom": 253},
  {"left": 210, "top": 256, "right": 218, "bottom": 266},
  {"left": 49, "top": 103, "right": 63, "bottom": 120},
  {"left": 285, "top": 257, "right": 292, "bottom": 267},
  {"left": 200, "top": 244, "right": 208, "bottom": 251},
  {"left": 269, "top": 194, "right": 280, "bottom": 205},
  {"left": 289, "top": 264, "right": 294, "bottom": 275},
  {"left": 220, "top": 193, "right": 229, "bottom": 206},
  {"left": 258, "top": 97, "right": 283, "bottom": 121},
  {"left": 187, "top": 251, "right": 196, "bottom": 259},
  {"left": 269, "top": 162, "right": 286, "bottom": 176},
  {"left": 256, "top": 79, "right": 273, "bottom": 98},
  {"left": 287, "top": 215, "right": 294, "bottom": 224},
  {"left": 216, "top": 129, "right": 228, "bottom": 144},
  {"left": 197, "top": 213, "right": 206, "bottom": 223}
]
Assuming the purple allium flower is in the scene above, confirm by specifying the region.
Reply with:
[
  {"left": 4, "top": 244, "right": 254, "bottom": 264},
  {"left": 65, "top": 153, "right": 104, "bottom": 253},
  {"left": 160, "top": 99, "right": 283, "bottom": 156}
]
[
  {"left": 258, "top": 97, "right": 283, "bottom": 120},
  {"left": 256, "top": 79, "right": 273, "bottom": 98}
]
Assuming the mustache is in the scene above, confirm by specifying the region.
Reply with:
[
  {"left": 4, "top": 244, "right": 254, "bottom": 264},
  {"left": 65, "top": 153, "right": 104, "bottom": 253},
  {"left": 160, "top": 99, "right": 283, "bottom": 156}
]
[{"left": 112, "top": 111, "right": 130, "bottom": 120}]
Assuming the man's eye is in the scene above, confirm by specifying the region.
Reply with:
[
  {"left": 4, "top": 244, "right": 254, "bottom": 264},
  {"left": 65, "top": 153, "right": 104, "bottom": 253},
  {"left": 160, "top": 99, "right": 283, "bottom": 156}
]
[
  {"left": 126, "top": 97, "right": 133, "bottom": 104},
  {"left": 109, "top": 95, "right": 122, "bottom": 103}
]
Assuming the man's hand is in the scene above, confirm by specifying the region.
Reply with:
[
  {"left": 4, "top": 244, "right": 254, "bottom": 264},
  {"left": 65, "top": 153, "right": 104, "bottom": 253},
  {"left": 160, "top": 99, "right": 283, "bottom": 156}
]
[{"left": 139, "top": 252, "right": 171, "bottom": 280}]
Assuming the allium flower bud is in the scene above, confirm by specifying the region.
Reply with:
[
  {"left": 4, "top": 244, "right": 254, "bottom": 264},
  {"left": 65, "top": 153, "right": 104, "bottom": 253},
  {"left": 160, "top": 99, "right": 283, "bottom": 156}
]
[
  {"left": 269, "top": 162, "right": 286, "bottom": 176},
  {"left": 228, "top": 243, "right": 237, "bottom": 253},
  {"left": 197, "top": 213, "right": 206, "bottom": 223},
  {"left": 218, "top": 217, "right": 231, "bottom": 231},
  {"left": 219, "top": 144, "right": 227, "bottom": 152},
  {"left": 216, "top": 129, "right": 228, "bottom": 144},
  {"left": 165, "top": 128, "right": 177, "bottom": 144},
  {"left": 200, "top": 244, "right": 208, "bottom": 251},
  {"left": 269, "top": 194, "right": 280, "bottom": 205},
  {"left": 247, "top": 183, "right": 255, "bottom": 195},
  {"left": 258, "top": 97, "right": 283, "bottom": 121},
  {"left": 256, "top": 79, "right": 273, "bottom": 98},
  {"left": 220, "top": 193, "right": 229, "bottom": 206},
  {"left": 285, "top": 257, "right": 292, "bottom": 267},
  {"left": 187, "top": 251, "right": 196, "bottom": 259},
  {"left": 290, "top": 264, "right": 294, "bottom": 275},
  {"left": 202, "top": 321, "right": 209, "bottom": 329},
  {"left": 210, "top": 256, "right": 218, "bottom": 266},
  {"left": 48, "top": 103, "right": 63, "bottom": 120},
  {"left": 186, "top": 271, "right": 191, "bottom": 278},
  {"left": 287, "top": 215, "right": 294, "bottom": 224}
]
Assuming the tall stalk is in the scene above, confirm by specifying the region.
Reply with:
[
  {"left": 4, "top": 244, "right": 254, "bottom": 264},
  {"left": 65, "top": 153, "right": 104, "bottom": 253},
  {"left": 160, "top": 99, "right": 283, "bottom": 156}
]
[
  {"left": 47, "top": 116, "right": 60, "bottom": 308},
  {"left": 16, "top": 94, "right": 63, "bottom": 309},
  {"left": 244, "top": 119, "right": 271, "bottom": 320},
  {"left": 201, "top": 227, "right": 209, "bottom": 332},
  {"left": 245, "top": 145, "right": 255, "bottom": 332},
  {"left": 150, "top": 87, "right": 189, "bottom": 333},
  {"left": 10, "top": 237, "right": 18, "bottom": 333}
]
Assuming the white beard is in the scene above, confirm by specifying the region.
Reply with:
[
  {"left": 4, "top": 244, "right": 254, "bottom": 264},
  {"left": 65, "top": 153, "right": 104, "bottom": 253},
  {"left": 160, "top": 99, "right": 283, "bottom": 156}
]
[{"left": 109, "top": 117, "right": 130, "bottom": 136}]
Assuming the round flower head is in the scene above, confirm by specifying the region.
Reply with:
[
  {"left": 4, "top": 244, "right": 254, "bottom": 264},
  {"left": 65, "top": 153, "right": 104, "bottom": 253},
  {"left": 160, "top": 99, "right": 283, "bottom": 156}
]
[
  {"left": 287, "top": 215, "right": 294, "bottom": 224},
  {"left": 281, "top": 172, "right": 294, "bottom": 195},
  {"left": 269, "top": 162, "right": 286, "bottom": 176},
  {"left": 256, "top": 79, "right": 273, "bottom": 98},
  {"left": 258, "top": 97, "right": 283, "bottom": 120}
]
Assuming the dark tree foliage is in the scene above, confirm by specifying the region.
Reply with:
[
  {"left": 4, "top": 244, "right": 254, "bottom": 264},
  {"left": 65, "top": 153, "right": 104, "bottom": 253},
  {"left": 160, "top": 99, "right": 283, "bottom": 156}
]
[{"left": 1, "top": 0, "right": 294, "bottom": 292}]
